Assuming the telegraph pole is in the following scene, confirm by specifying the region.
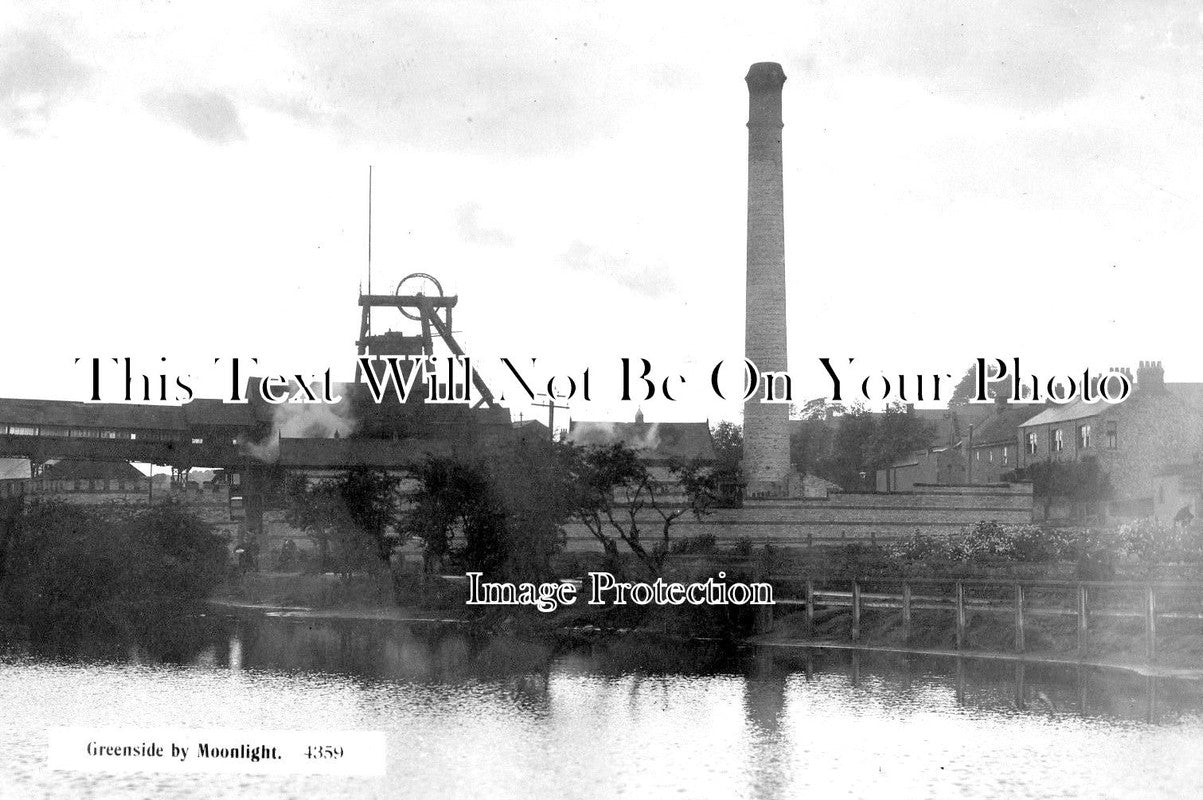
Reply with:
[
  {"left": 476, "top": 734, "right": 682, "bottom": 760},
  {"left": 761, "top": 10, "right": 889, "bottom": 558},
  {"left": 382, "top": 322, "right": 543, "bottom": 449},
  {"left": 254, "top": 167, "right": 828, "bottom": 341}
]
[{"left": 531, "top": 394, "right": 569, "bottom": 442}]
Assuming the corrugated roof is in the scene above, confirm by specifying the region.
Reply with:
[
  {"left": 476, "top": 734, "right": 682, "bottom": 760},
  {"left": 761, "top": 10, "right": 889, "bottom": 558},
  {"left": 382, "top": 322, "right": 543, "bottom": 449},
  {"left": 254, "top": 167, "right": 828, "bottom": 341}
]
[
  {"left": 0, "top": 458, "right": 30, "bottom": 480},
  {"left": 567, "top": 421, "right": 715, "bottom": 462},
  {"left": 182, "top": 399, "right": 258, "bottom": 428},
  {"left": 41, "top": 459, "right": 145, "bottom": 480},
  {"left": 0, "top": 398, "right": 187, "bottom": 431}
]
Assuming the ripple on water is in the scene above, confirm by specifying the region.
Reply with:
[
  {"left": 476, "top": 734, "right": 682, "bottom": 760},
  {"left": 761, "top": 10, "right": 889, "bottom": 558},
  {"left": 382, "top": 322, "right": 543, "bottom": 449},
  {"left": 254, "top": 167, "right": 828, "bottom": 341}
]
[{"left": 2, "top": 623, "right": 1203, "bottom": 799}]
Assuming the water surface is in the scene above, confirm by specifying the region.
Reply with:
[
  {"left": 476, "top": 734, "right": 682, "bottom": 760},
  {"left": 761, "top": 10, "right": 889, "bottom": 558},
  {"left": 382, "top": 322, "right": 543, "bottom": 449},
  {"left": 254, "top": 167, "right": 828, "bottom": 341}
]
[{"left": 2, "top": 611, "right": 1202, "bottom": 799}]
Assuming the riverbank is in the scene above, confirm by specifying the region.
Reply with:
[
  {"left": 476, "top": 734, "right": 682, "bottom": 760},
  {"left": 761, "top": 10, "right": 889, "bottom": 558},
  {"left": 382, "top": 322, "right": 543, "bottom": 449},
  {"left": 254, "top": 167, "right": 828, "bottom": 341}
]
[
  {"left": 759, "top": 604, "right": 1203, "bottom": 675},
  {"left": 207, "top": 598, "right": 465, "bottom": 624},
  {"left": 210, "top": 572, "right": 1203, "bottom": 680}
]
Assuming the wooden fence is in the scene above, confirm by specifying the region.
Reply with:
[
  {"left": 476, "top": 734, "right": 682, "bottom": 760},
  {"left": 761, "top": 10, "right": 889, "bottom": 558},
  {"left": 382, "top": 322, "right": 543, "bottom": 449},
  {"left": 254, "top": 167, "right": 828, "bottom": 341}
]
[{"left": 770, "top": 577, "right": 1203, "bottom": 662}]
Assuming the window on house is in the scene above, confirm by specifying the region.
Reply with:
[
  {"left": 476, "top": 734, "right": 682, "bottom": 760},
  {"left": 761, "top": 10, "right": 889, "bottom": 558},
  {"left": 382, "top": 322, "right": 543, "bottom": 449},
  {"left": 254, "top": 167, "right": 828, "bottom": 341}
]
[
  {"left": 988, "top": 450, "right": 994, "bottom": 463},
  {"left": 1078, "top": 424, "right": 1091, "bottom": 449},
  {"left": 1107, "top": 421, "right": 1117, "bottom": 449},
  {"left": 975, "top": 451, "right": 980, "bottom": 461},
  {"left": 1027, "top": 432, "right": 1038, "bottom": 455},
  {"left": 1003, "top": 446, "right": 1009, "bottom": 465},
  {"left": 1053, "top": 429, "right": 1064, "bottom": 452}
]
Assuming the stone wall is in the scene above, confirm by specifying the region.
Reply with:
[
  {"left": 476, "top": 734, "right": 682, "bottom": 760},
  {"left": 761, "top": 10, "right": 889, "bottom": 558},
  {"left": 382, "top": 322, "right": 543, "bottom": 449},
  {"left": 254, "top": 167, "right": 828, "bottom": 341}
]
[{"left": 562, "top": 482, "right": 1034, "bottom": 552}]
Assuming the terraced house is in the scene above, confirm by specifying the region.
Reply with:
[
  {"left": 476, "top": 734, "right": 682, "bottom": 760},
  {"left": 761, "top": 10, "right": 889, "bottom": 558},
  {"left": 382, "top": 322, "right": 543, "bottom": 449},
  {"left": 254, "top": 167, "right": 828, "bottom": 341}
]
[{"left": 1016, "top": 362, "right": 1203, "bottom": 516}]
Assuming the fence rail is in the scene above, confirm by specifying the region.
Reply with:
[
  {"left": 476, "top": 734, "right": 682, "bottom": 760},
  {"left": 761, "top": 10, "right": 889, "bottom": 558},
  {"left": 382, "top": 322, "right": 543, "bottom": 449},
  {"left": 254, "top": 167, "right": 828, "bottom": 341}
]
[{"left": 770, "top": 577, "right": 1203, "bottom": 662}]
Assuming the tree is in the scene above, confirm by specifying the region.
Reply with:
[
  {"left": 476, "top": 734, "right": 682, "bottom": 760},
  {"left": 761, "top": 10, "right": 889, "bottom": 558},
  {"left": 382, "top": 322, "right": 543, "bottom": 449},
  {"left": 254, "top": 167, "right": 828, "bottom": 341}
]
[
  {"left": 1, "top": 499, "right": 227, "bottom": 642},
  {"left": 1002, "top": 459, "right": 1112, "bottom": 521},
  {"left": 816, "top": 403, "right": 935, "bottom": 490},
  {"left": 709, "top": 421, "right": 743, "bottom": 506},
  {"left": 790, "top": 418, "right": 834, "bottom": 480},
  {"left": 950, "top": 361, "right": 1032, "bottom": 406},
  {"left": 948, "top": 364, "right": 979, "bottom": 407},
  {"left": 402, "top": 440, "right": 575, "bottom": 580},
  {"left": 818, "top": 404, "right": 878, "bottom": 490},
  {"left": 564, "top": 443, "right": 717, "bottom": 578},
  {"left": 285, "top": 467, "right": 401, "bottom": 575}
]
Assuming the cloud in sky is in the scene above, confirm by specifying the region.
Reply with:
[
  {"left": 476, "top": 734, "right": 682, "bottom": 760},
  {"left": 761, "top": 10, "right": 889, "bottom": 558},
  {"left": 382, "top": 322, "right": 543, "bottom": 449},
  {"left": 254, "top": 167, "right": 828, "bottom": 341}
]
[
  {"left": 812, "top": 1, "right": 1095, "bottom": 110},
  {"left": 263, "top": 4, "right": 673, "bottom": 156},
  {"left": 143, "top": 89, "right": 245, "bottom": 144},
  {"left": 455, "top": 202, "right": 513, "bottom": 246},
  {"left": 560, "top": 240, "right": 675, "bottom": 298},
  {"left": 6, "top": 0, "right": 1203, "bottom": 417},
  {"left": 0, "top": 29, "right": 88, "bottom": 135}
]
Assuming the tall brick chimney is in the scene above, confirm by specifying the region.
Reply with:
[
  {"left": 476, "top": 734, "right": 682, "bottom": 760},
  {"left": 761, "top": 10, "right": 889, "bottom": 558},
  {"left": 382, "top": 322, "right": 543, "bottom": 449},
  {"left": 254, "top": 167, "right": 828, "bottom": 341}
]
[{"left": 743, "top": 62, "right": 791, "bottom": 496}]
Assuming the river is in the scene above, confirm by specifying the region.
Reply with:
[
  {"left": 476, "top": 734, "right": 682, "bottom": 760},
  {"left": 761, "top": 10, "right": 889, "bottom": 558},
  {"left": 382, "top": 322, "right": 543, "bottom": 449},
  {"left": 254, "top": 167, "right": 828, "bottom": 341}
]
[{"left": 2, "top": 609, "right": 1202, "bottom": 798}]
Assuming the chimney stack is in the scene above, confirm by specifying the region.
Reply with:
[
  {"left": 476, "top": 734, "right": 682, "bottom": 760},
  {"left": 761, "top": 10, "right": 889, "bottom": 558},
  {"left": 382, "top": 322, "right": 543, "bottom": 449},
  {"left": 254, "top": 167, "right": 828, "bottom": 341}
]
[
  {"left": 1137, "top": 360, "right": 1165, "bottom": 391},
  {"left": 743, "top": 62, "right": 791, "bottom": 496}
]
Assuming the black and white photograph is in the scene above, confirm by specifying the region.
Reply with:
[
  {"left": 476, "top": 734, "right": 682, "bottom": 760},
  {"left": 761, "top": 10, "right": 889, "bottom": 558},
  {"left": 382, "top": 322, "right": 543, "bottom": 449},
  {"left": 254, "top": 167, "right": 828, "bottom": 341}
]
[{"left": 3, "top": 2, "right": 1203, "bottom": 797}]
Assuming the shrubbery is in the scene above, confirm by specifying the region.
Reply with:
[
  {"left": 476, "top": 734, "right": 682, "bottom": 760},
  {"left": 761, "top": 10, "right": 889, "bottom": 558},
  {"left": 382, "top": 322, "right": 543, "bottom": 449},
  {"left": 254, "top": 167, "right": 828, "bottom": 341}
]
[
  {"left": 0, "top": 499, "right": 228, "bottom": 642},
  {"left": 877, "top": 519, "right": 1203, "bottom": 578}
]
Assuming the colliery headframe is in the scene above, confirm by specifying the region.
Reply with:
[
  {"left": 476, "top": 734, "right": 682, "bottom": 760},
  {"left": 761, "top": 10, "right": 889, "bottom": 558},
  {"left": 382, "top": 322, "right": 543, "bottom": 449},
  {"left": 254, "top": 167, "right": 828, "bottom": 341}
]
[{"left": 0, "top": 276, "right": 524, "bottom": 535}]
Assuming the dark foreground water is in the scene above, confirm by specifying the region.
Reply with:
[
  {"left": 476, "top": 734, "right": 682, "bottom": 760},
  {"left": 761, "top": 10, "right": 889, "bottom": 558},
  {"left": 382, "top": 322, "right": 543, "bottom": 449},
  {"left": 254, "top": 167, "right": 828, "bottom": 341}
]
[{"left": 3, "top": 609, "right": 1203, "bottom": 799}]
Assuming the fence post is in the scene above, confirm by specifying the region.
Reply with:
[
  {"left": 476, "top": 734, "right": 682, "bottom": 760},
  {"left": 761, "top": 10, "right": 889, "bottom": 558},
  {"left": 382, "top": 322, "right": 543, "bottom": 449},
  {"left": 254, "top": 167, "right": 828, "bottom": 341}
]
[
  {"left": 901, "top": 582, "right": 912, "bottom": 640},
  {"left": 1077, "top": 584, "right": 1088, "bottom": 659},
  {"left": 1014, "top": 583, "right": 1025, "bottom": 653},
  {"left": 955, "top": 581, "right": 966, "bottom": 650},
  {"left": 1145, "top": 585, "right": 1157, "bottom": 663},
  {"left": 851, "top": 580, "right": 861, "bottom": 642},
  {"left": 805, "top": 579, "right": 815, "bottom": 633},
  {"left": 754, "top": 601, "right": 773, "bottom": 635}
]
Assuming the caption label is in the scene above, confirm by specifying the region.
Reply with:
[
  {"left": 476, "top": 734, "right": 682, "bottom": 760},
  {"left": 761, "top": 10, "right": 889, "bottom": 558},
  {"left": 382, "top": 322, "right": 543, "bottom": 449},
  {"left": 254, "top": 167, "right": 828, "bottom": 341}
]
[{"left": 47, "top": 728, "right": 386, "bottom": 776}]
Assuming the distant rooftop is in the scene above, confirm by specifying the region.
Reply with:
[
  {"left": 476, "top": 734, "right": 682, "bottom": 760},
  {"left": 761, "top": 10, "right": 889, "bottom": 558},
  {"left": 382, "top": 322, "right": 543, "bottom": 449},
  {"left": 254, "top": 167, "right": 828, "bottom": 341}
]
[{"left": 567, "top": 421, "right": 716, "bottom": 462}]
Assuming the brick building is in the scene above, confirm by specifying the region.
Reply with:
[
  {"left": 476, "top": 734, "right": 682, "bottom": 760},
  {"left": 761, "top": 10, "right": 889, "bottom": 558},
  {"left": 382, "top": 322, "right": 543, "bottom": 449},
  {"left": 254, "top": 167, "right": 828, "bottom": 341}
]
[
  {"left": 1016, "top": 362, "right": 1203, "bottom": 515},
  {"left": 964, "top": 396, "right": 1050, "bottom": 484},
  {"left": 877, "top": 446, "right": 964, "bottom": 491}
]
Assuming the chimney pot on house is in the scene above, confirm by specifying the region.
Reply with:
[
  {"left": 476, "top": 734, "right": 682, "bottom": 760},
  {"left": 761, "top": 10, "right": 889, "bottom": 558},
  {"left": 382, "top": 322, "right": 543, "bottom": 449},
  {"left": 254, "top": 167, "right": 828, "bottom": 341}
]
[{"left": 1136, "top": 360, "right": 1165, "bottom": 391}]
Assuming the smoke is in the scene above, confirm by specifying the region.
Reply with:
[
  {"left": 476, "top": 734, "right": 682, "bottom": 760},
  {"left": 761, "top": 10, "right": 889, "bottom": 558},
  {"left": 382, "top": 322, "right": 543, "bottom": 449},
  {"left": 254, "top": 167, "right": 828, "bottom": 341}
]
[
  {"left": 569, "top": 421, "right": 661, "bottom": 453},
  {"left": 634, "top": 423, "right": 661, "bottom": 451},
  {"left": 245, "top": 400, "right": 357, "bottom": 462}
]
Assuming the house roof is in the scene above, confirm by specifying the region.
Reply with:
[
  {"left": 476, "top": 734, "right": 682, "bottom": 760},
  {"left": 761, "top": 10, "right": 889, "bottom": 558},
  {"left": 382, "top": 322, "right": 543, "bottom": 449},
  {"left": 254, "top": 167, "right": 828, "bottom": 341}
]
[
  {"left": 1016, "top": 400, "right": 1100, "bottom": 429},
  {"left": 567, "top": 421, "right": 716, "bottom": 462},
  {"left": 0, "top": 398, "right": 187, "bottom": 431},
  {"left": 1168, "top": 383, "right": 1203, "bottom": 408},
  {"left": 969, "top": 403, "right": 1051, "bottom": 447}
]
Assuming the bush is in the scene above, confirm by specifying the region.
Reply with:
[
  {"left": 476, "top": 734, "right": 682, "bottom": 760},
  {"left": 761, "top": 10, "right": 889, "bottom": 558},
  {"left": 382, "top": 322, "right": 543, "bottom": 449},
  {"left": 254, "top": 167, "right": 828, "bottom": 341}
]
[
  {"left": 0, "top": 499, "right": 229, "bottom": 642},
  {"left": 670, "top": 533, "right": 717, "bottom": 555},
  {"left": 886, "top": 522, "right": 1122, "bottom": 579},
  {"left": 1118, "top": 518, "right": 1203, "bottom": 568}
]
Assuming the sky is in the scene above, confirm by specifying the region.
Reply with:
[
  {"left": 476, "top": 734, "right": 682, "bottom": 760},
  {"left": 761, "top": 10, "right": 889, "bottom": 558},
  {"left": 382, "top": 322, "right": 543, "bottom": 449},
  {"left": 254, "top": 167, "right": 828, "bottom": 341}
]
[{"left": 2, "top": 1, "right": 1203, "bottom": 426}]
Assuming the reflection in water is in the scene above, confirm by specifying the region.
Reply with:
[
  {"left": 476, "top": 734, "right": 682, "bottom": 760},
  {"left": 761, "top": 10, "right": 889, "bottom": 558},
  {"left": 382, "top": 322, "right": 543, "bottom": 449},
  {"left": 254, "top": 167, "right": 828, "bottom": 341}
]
[{"left": 2, "top": 611, "right": 1203, "bottom": 799}]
